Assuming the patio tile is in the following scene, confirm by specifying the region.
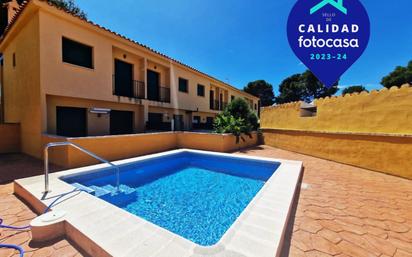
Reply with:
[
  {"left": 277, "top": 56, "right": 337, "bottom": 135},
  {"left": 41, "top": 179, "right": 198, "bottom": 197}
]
[
  {"left": 309, "top": 233, "right": 341, "bottom": 255},
  {"left": 0, "top": 156, "right": 87, "bottom": 257},
  {"left": 1, "top": 147, "right": 412, "bottom": 257},
  {"left": 394, "top": 249, "right": 412, "bottom": 257},
  {"left": 236, "top": 145, "right": 412, "bottom": 257},
  {"left": 317, "top": 229, "right": 342, "bottom": 244}
]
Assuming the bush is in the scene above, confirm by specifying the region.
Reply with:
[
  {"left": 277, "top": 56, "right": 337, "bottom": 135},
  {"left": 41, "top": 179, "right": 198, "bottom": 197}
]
[
  {"left": 213, "top": 98, "right": 259, "bottom": 143},
  {"left": 381, "top": 60, "right": 412, "bottom": 88}
]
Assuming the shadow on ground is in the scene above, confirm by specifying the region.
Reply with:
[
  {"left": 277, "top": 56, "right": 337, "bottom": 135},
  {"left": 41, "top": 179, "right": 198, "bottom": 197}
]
[
  {"left": 279, "top": 167, "right": 304, "bottom": 257},
  {"left": 0, "top": 153, "right": 62, "bottom": 184}
]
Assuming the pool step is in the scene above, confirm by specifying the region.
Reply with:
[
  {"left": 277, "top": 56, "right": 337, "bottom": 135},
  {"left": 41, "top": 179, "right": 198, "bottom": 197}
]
[
  {"left": 71, "top": 183, "right": 95, "bottom": 194},
  {"left": 89, "top": 185, "right": 112, "bottom": 197},
  {"left": 91, "top": 185, "right": 137, "bottom": 207}
]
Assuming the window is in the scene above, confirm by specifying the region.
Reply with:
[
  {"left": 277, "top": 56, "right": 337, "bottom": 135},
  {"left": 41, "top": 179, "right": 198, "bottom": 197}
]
[
  {"left": 179, "top": 78, "right": 188, "bottom": 93},
  {"left": 110, "top": 110, "right": 134, "bottom": 135},
  {"left": 254, "top": 104, "right": 257, "bottom": 110},
  {"left": 56, "top": 107, "right": 87, "bottom": 137},
  {"left": 197, "top": 84, "right": 205, "bottom": 96},
  {"left": 12, "top": 53, "right": 16, "bottom": 68},
  {"left": 231, "top": 95, "right": 235, "bottom": 101},
  {"left": 193, "top": 116, "right": 201, "bottom": 124},
  {"left": 62, "top": 37, "right": 93, "bottom": 69},
  {"left": 114, "top": 59, "right": 133, "bottom": 97}
]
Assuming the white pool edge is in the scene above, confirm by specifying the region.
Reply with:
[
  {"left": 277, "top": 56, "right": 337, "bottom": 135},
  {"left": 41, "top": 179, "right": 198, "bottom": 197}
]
[{"left": 15, "top": 149, "right": 303, "bottom": 257}]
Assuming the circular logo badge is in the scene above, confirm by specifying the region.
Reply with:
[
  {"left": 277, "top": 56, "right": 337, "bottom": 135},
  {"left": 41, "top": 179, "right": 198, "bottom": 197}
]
[{"left": 287, "top": 0, "right": 370, "bottom": 87}]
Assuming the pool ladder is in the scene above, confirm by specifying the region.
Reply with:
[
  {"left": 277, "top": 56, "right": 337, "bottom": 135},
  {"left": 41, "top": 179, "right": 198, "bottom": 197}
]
[{"left": 43, "top": 142, "right": 120, "bottom": 194}]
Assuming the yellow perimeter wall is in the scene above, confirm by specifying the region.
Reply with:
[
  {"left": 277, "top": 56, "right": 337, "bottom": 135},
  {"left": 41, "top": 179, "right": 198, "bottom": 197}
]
[
  {"left": 260, "top": 84, "right": 412, "bottom": 179},
  {"left": 43, "top": 132, "right": 259, "bottom": 168},
  {"left": 261, "top": 85, "right": 412, "bottom": 134}
]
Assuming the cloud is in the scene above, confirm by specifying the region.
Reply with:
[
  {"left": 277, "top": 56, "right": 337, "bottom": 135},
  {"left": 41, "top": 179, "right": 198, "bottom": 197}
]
[
  {"left": 337, "top": 83, "right": 382, "bottom": 91},
  {"left": 337, "top": 84, "right": 351, "bottom": 89}
]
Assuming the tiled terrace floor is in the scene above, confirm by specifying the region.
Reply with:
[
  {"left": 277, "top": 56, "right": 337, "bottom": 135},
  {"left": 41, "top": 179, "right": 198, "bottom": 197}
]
[
  {"left": 0, "top": 154, "right": 86, "bottom": 257},
  {"left": 0, "top": 147, "right": 411, "bottom": 257},
  {"left": 237, "top": 146, "right": 412, "bottom": 257}
]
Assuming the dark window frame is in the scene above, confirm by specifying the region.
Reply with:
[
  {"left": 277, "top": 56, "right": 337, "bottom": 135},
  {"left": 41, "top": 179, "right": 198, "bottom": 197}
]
[
  {"left": 197, "top": 84, "right": 205, "bottom": 97},
  {"left": 12, "top": 53, "right": 16, "bottom": 68},
  {"left": 178, "top": 78, "right": 189, "bottom": 93},
  {"left": 56, "top": 106, "right": 87, "bottom": 137},
  {"left": 62, "top": 37, "right": 94, "bottom": 69},
  {"left": 110, "top": 110, "right": 134, "bottom": 135}
]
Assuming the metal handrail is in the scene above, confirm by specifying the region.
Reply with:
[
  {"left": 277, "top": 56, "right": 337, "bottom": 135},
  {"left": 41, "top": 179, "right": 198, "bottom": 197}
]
[
  {"left": 112, "top": 75, "right": 145, "bottom": 99},
  {"left": 44, "top": 142, "right": 120, "bottom": 193}
]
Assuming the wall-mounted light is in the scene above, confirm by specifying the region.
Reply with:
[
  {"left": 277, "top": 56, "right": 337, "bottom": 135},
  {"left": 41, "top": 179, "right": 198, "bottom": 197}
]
[{"left": 89, "top": 108, "right": 111, "bottom": 114}]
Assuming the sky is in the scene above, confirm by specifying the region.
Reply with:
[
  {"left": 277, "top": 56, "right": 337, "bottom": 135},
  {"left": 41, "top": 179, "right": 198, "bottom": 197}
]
[{"left": 75, "top": 0, "right": 412, "bottom": 94}]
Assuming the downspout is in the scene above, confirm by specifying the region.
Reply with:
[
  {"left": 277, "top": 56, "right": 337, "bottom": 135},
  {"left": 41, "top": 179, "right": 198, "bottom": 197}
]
[{"left": 0, "top": 54, "right": 4, "bottom": 123}]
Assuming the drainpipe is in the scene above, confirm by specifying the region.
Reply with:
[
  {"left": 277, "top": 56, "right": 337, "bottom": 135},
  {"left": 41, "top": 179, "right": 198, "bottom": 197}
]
[{"left": 0, "top": 54, "right": 4, "bottom": 123}]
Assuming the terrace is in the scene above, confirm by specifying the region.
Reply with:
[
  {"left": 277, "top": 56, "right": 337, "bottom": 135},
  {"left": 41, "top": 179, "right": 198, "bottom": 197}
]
[{"left": 1, "top": 145, "right": 411, "bottom": 257}]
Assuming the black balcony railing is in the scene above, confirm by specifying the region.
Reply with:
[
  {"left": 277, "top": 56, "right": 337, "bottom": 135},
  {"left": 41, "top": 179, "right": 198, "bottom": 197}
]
[
  {"left": 211, "top": 100, "right": 227, "bottom": 111},
  {"left": 113, "top": 75, "right": 145, "bottom": 99},
  {"left": 159, "top": 86, "right": 171, "bottom": 103}
]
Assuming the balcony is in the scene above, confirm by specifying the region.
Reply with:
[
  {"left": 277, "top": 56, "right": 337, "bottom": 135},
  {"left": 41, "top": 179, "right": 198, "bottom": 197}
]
[
  {"left": 112, "top": 75, "right": 145, "bottom": 99},
  {"left": 147, "top": 86, "right": 170, "bottom": 103},
  {"left": 210, "top": 100, "right": 227, "bottom": 111},
  {"left": 159, "top": 86, "right": 171, "bottom": 103}
]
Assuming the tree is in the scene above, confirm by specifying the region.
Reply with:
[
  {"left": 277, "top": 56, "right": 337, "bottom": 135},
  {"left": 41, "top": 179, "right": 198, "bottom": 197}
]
[
  {"left": 214, "top": 98, "right": 259, "bottom": 142},
  {"left": 275, "top": 70, "right": 338, "bottom": 104},
  {"left": 243, "top": 80, "right": 275, "bottom": 107},
  {"left": 15, "top": 0, "right": 87, "bottom": 19},
  {"left": 342, "top": 85, "right": 368, "bottom": 95},
  {"left": 381, "top": 60, "right": 412, "bottom": 88}
]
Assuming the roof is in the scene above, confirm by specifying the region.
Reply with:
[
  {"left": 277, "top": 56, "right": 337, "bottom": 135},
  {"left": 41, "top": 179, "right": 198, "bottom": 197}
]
[{"left": 0, "top": 0, "right": 259, "bottom": 100}]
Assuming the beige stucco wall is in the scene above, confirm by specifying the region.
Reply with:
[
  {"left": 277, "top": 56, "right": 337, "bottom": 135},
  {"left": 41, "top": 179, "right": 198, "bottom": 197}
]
[
  {"left": 43, "top": 132, "right": 258, "bottom": 168},
  {"left": 36, "top": 6, "right": 258, "bottom": 115},
  {"left": 46, "top": 95, "right": 145, "bottom": 135},
  {"left": 261, "top": 85, "right": 412, "bottom": 179},
  {"left": 178, "top": 132, "right": 259, "bottom": 152},
  {"left": 1, "top": 10, "right": 42, "bottom": 157},
  {"left": 170, "top": 65, "right": 212, "bottom": 112},
  {"left": 0, "top": 0, "right": 258, "bottom": 160},
  {"left": 147, "top": 107, "right": 217, "bottom": 131},
  {"left": 0, "top": 124, "right": 20, "bottom": 153},
  {"left": 191, "top": 111, "right": 216, "bottom": 124},
  {"left": 113, "top": 47, "right": 145, "bottom": 82}
]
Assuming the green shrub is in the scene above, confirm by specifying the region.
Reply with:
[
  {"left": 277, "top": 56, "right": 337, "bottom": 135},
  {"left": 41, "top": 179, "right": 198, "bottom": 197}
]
[{"left": 213, "top": 98, "right": 259, "bottom": 143}]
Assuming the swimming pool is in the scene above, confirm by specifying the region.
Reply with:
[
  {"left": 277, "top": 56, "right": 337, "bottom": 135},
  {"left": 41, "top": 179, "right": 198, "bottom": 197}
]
[
  {"left": 16, "top": 149, "right": 302, "bottom": 257},
  {"left": 61, "top": 151, "right": 280, "bottom": 246}
]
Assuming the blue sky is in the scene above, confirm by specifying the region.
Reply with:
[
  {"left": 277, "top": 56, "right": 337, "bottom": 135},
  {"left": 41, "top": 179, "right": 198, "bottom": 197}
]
[{"left": 76, "top": 0, "right": 412, "bottom": 94}]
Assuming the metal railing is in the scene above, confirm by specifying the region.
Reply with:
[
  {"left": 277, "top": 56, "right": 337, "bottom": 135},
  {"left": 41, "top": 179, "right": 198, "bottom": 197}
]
[
  {"left": 112, "top": 75, "right": 145, "bottom": 99},
  {"left": 210, "top": 100, "right": 227, "bottom": 111},
  {"left": 159, "top": 86, "right": 171, "bottom": 103},
  {"left": 149, "top": 86, "right": 170, "bottom": 103},
  {"left": 44, "top": 142, "right": 120, "bottom": 193}
]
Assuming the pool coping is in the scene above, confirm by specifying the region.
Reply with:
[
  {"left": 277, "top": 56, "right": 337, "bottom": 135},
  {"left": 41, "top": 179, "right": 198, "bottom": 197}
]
[{"left": 14, "top": 149, "right": 303, "bottom": 257}]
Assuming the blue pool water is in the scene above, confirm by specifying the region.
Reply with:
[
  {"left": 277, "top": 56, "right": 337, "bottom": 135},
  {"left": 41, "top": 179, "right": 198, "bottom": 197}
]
[{"left": 62, "top": 151, "right": 280, "bottom": 246}]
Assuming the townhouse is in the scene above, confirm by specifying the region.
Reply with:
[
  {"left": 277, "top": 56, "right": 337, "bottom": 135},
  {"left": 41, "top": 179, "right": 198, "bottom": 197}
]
[{"left": 0, "top": 0, "right": 259, "bottom": 158}]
